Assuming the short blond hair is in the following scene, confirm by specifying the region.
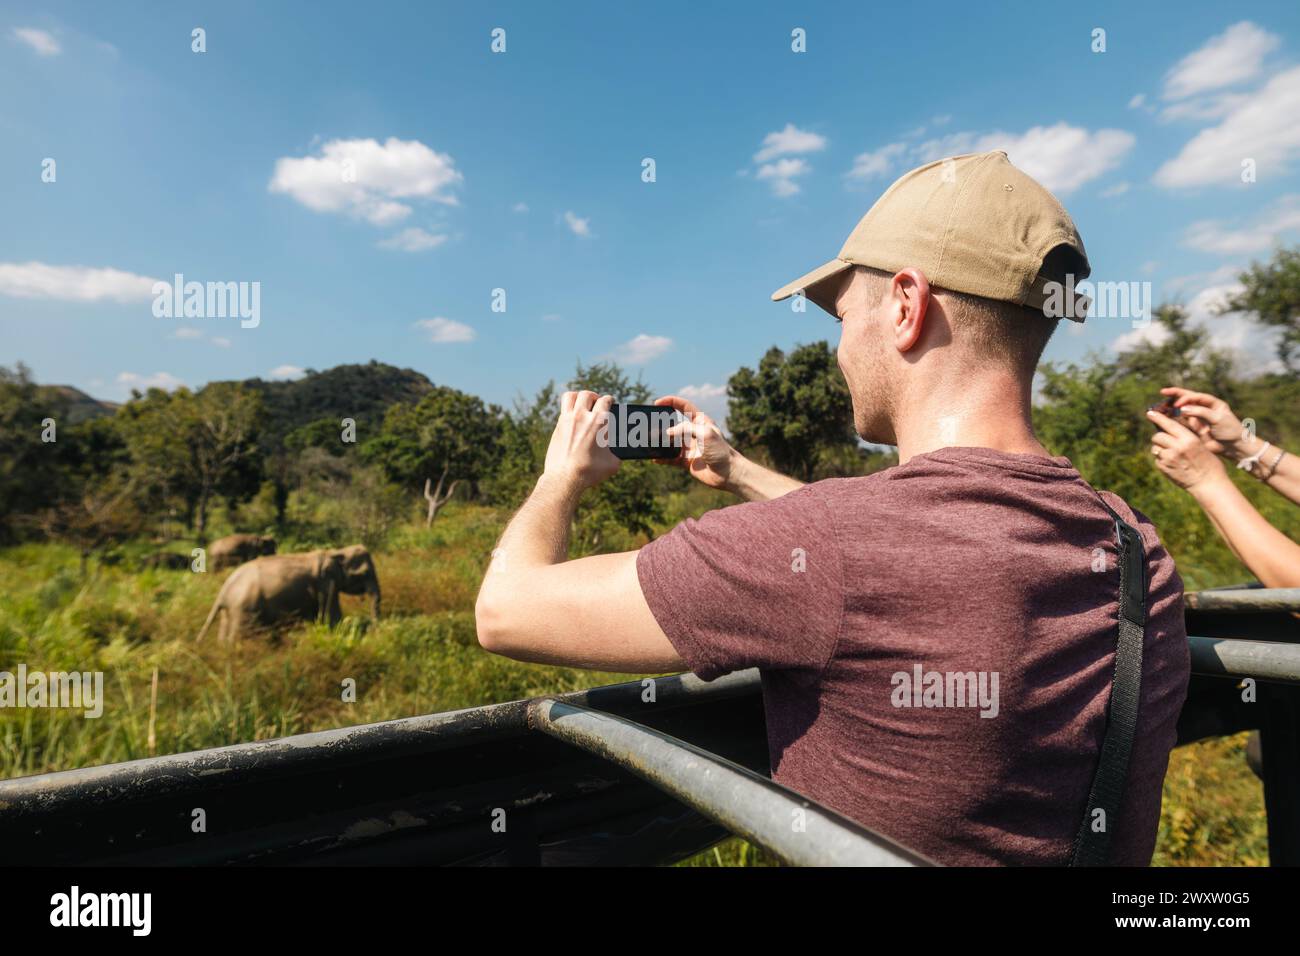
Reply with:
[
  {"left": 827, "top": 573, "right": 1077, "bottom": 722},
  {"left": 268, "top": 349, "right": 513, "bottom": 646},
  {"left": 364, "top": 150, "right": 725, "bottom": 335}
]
[{"left": 857, "top": 267, "right": 1059, "bottom": 374}]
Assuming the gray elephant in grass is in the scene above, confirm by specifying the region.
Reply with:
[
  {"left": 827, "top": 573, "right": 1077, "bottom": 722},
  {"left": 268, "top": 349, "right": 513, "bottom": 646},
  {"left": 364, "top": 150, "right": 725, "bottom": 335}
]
[
  {"left": 196, "top": 545, "right": 381, "bottom": 642},
  {"left": 208, "top": 533, "right": 276, "bottom": 570}
]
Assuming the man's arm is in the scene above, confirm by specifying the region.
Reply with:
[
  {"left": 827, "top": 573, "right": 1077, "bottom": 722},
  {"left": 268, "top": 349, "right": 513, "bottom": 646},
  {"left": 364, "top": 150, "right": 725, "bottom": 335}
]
[{"left": 475, "top": 390, "right": 687, "bottom": 672}]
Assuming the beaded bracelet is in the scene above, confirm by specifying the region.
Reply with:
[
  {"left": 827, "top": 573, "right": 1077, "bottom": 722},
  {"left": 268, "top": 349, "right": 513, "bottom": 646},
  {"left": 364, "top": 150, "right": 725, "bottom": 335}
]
[{"left": 1262, "top": 446, "right": 1286, "bottom": 480}]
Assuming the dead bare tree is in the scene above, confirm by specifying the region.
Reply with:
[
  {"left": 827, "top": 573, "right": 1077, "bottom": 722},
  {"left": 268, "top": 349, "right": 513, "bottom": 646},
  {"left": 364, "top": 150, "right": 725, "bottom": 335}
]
[{"left": 423, "top": 464, "right": 461, "bottom": 527}]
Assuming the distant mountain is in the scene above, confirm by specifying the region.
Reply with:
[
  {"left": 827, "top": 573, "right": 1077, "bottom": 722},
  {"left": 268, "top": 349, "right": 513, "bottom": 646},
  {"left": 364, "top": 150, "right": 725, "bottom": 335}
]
[
  {"left": 37, "top": 385, "right": 120, "bottom": 424},
  {"left": 239, "top": 360, "right": 436, "bottom": 443}
]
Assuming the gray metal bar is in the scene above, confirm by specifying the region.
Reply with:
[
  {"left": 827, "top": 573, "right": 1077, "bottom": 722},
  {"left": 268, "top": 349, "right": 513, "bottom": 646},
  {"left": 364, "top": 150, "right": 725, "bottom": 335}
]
[
  {"left": 1188, "top": 635, "right": 1300, "bottom": 683},
  {"left": 529, "top": 697, "right": 933, "bottom": 867},
  {"left": 1185, "top": 588, "right": 1300, "bottom": 613}
]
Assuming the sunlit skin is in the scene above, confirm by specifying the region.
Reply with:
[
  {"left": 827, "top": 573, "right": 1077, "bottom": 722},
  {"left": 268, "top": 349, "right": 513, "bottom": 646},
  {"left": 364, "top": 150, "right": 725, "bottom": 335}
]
[
  {"left": 831, "top": 267, "right": 1052, "bottom": 464},
  {"left": 475, "top": 267, "right": 1060, "bottom": 669}
]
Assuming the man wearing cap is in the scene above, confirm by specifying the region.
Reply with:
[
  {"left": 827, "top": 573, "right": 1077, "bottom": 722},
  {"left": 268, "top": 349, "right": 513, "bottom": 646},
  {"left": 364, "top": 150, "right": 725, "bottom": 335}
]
[{"left": 475, "top": 152, "right": 1189, "bottom": 866}]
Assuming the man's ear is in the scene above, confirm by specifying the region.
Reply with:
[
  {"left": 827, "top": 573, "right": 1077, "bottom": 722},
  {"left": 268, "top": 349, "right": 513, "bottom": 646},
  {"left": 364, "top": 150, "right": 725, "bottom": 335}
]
[{"left": 887, "top": 268, "right": 931, "bottom": 353}]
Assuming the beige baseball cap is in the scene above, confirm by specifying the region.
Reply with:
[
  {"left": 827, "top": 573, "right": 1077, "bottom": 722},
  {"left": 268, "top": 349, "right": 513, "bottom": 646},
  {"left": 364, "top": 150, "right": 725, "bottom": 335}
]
[{"left": 771, "top": 150, "right": 1091, "bottom": 320}]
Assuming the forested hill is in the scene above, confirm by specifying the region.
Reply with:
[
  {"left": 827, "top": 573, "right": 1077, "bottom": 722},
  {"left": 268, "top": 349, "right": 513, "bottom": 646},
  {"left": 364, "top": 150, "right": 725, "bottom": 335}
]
[
  {"left": 36, "top": 385, "right": 119, "bottom": 425},
  {"left": 238, "top": 360, "right": 435, "bottom": 442}
]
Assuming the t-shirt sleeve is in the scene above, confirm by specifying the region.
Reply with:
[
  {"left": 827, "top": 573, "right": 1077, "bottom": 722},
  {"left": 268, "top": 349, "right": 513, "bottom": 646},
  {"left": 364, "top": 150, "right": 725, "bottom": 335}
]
[{"left": 635, "top": 483, "right": 845, "bottom": 682}]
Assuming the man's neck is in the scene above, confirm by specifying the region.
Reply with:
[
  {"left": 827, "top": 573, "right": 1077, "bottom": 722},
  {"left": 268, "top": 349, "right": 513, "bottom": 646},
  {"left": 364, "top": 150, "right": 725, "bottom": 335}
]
[{"left": 892, "top": 371, "right": 1048, "bottom": 466}]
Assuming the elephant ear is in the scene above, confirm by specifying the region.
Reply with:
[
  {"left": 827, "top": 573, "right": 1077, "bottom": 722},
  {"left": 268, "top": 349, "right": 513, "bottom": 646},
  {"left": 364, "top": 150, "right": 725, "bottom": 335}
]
[{"left": 324, "top": 552, "right": 346, "bottom": 576}]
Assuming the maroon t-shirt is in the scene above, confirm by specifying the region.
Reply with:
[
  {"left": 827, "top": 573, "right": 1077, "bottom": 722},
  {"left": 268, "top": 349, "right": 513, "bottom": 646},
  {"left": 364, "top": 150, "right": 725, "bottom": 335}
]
[{"left": 636, "top": 447, "right": 1189, "bottom": 866}]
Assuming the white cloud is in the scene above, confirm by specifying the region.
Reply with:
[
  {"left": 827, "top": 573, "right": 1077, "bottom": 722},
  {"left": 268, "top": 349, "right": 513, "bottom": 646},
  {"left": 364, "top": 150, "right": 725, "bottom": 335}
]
[
  {"left": 1111, "top": 321, "right": 1172, "bottom": 354},
  {"left": 174, "top": 327, "right": 233, "bottom": 348},
  {"left": 13, "top": 28, "right": 60, "bottom": 56},
  {"left": 846, "top": 142, "right": 907, "bottom": 181},
  {"left": 1163, "top": 263, "right": 1242, "bottom": 295},
  {"left": 1111, "top": 275, "right": 1284, "bottom": 375},
  {"left": 754, "top": 124, "right": 827, "bottom": 163},
  {"left": 117, "top": 371, "right": 184, "bottom": 392},
  {"left": 1181, "top": 195, "right": 1300, "bottom": 254},
  {"left": 415, "top": 317, "right": 475, "bottom": 344},
  {"left": 1100, "top": 181, "right": 1130, "bottom": 198},
  {"left": 512, "top": 202, "right": 529, "bottom": 213},
  {"left": 378, "top": 227, "right": 448, "bottom": 252},
  {"left": 751, "top": 125, "right": 826, "bottom": 197},
  {"left": 1154, "top": 65, "right": 1300, "bottom": 188},
  {"left": 608, "top": 333, "right": 673, "bottom": 365},
  {"left": 756, "top": 157, "right": 812, "bottom": 197},
  {"left": 1162, "top": 21, "right": 1279, "bottom": 101},
  {"left": 916, "top": 123, "right": 1135, "bottom": 194},
  {"left": 1159, "top": 92, "right": 1249, "bottom": 123},
  {"left": 1128, "top": 93, "right": 1147, "bottom": 109},
  {"left": 563, "top": 211, "right": 592, "bottom": 237},
  {"left": 677, "top": 383, "right": 729, "bottom": 428},
  {"left": 268, "top": 365, "right": 305, "bottom": 381},
  {"left": 0, "top": 261, "right": 159, "bottom": 303},
  {"left": 269, "top": 137, "right": 462, "bottom": 226}
]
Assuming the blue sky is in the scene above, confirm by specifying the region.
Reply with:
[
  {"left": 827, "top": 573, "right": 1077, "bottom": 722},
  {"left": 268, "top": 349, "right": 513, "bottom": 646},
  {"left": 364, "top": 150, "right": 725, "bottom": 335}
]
[{"left": 3, "top": 1, "right": 1299, "bottom": 423}]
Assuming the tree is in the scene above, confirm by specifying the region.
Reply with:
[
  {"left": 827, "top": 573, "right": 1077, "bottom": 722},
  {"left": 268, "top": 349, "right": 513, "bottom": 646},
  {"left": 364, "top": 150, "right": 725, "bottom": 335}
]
[
  {"left": 360, "top": 386, "right": 502, "bottom": 524},
  {"left": 117, "top": 383, "right": 265, "bottom": 543},
  {"left": 484, "top": 382, "right": 559, "bottom": 510},
  {"left": 727, "top": 341, "right": 856, "bottom": 482},
  {"left": 566, "top": 360, "right": 652, "bottom": 404},
  {"left": 35, "top": 472, "right": 144, "bottom": 576},
  {"left": 1221, "top": 246, "right": 1300, "bottom": 374},
  {"left": 0, "top": 364, "right": 68, "bottom": 541}
]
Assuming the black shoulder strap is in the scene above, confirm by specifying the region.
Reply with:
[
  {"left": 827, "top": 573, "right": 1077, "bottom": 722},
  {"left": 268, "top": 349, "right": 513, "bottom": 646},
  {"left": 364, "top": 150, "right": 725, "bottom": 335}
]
[{"left": 1069, "top": 499, "right": 1147, "bottom": 867}]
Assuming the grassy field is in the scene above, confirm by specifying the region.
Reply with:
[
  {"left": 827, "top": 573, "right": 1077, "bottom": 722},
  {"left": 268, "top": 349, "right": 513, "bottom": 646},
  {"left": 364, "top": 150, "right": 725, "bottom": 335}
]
[{"left": 0, "top": 498, "right": 1268, "bottom": 866}]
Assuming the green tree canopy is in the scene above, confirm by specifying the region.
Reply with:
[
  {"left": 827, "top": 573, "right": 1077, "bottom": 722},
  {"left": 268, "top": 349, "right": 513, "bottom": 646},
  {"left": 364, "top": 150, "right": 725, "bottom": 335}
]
[
  {"left": 1221, "top": 246, "right": 1300, "bottom": 374},
  {"left": 727, "top": 341, "right": 856, "bottom": 482}
]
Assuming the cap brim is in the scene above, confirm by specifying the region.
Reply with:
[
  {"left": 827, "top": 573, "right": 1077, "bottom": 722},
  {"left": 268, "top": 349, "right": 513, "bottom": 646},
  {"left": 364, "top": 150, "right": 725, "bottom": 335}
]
[{"left": 770, "top": 258, "right": 854, "bottom": 309}]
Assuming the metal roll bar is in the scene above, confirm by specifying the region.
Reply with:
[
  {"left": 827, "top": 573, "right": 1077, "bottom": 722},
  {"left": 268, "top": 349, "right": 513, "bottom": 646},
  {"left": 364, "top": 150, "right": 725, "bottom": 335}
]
[
  {"left": 1185, "top": 588, "right": 1300, "bottom": 613},
  {"left": 1188, "top": 636, "right": 1300, "bottom": 684},
  {"left": 529, "top": 697, "right": 932, "bottom": 867}
]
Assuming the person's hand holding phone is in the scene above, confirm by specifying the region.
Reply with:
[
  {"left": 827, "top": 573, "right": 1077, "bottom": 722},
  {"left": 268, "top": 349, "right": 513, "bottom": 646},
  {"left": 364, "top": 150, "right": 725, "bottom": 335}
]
[
  {"left": 652, "top": 394, "right": 740, "bottom": 491},
  {"left": 543, "top": 391, "right": 621, "bottom": 491},
  {"left": 1157, "top": 387, "right": 1251, "bottom": 460},
  {"left": 1147, "top": 405, "right": 1228, "bottom": 493}
]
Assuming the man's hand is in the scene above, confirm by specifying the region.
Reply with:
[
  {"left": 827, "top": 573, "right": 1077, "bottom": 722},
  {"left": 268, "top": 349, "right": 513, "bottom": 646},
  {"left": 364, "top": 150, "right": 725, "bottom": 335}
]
[
  {"left": 544, "top": 390, "right": 621, "bottom": 491},
  {"left": 652, "top": 394, "right": 805, "bottom": 502},
  {"left": 1148, "top": 406, "right": 1229, "bottom": 493},
  {"left": 654, "top": 394, "right": 740, "bottom": 490}
]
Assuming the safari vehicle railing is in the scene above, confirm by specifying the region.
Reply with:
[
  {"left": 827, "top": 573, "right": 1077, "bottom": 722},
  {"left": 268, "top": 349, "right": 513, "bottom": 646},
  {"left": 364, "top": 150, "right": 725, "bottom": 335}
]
[{"left": 0, "top": 587, "right": 1297, "bottom": 866}]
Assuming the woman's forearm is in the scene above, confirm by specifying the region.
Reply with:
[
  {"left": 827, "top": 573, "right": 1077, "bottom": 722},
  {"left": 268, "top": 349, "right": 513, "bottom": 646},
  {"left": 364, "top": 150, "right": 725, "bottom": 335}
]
[
  {"left": 1229, "top": 436, "right": 1300, "bottom": 507},
  {"left": 1190, "top": 474, "right": 1300, "bottom": 588}
]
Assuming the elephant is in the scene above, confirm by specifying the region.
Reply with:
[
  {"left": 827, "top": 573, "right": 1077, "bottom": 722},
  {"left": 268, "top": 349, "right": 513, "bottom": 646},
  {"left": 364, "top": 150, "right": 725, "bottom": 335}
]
[
  {"left": 195, "top": 545, "right": 380, "bottom": 643},
  {"left": 208, "top": 534, "right": 276, "bottom": 570}
]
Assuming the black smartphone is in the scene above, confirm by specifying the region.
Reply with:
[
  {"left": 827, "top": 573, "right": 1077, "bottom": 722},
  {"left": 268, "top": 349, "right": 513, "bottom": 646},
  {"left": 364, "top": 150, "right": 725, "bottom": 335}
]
[
  {"left": 602, "top": 403, "right": 683, "bottom": 460},
  {"left": 1148, "top": 399, "right": 1182, "bottom": 420}
]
